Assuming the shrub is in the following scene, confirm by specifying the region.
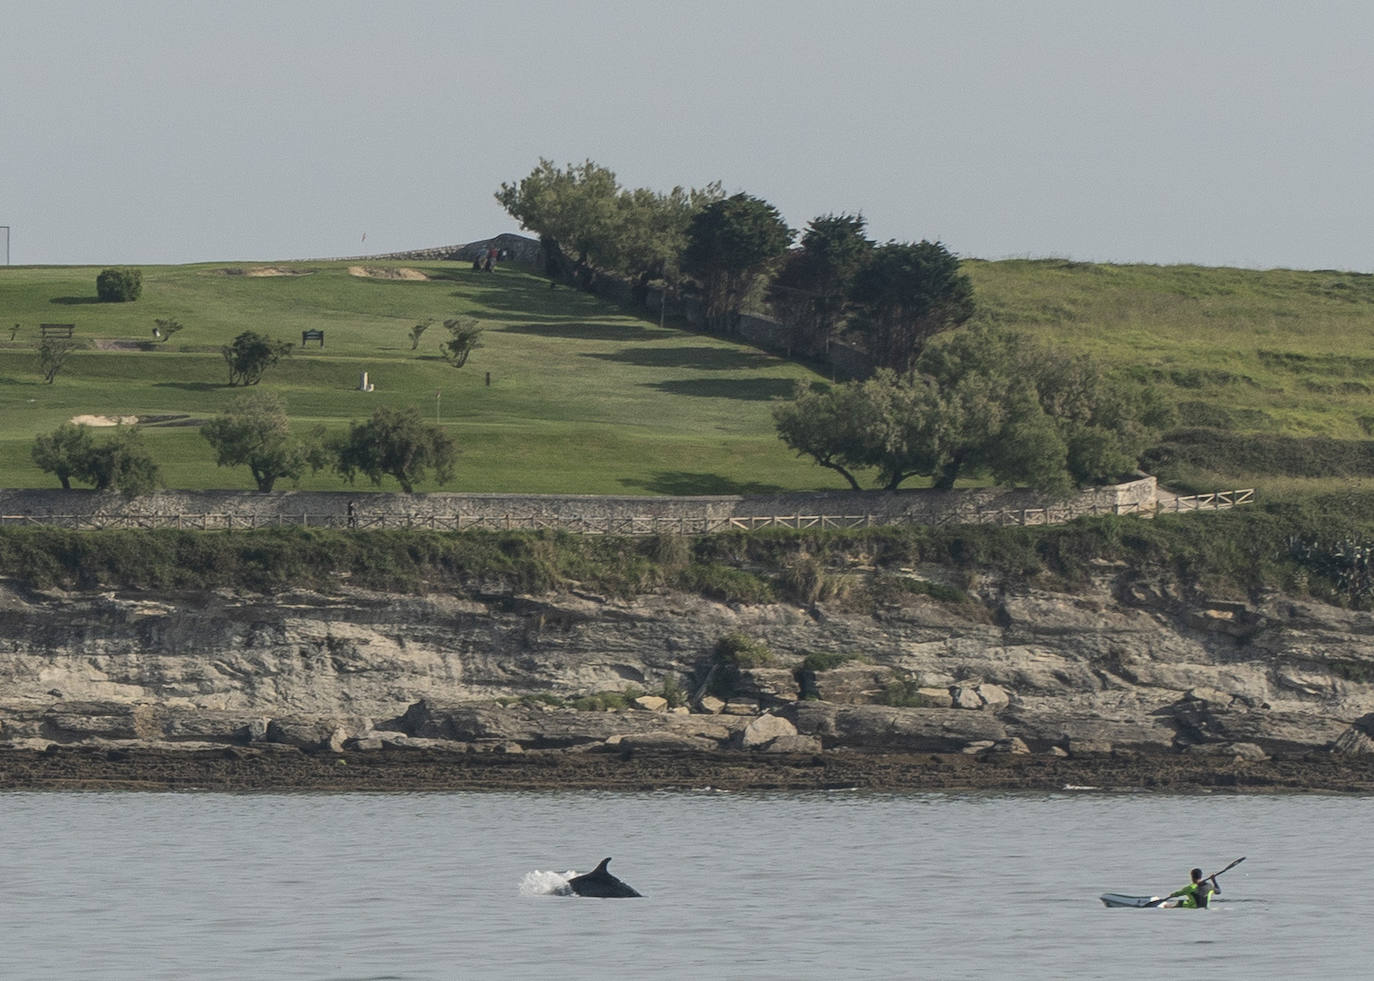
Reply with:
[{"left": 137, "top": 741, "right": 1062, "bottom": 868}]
[
  {"left": 96, "top": 267, "right": 142, "bottom": 302},
  {"left": 798, "top": 651, "right": 856, "bottom": 673},
  {"left": 677, "top": 563, "right": 775, "bottom": 604},
  {"left": 714, "top": 632, "right": 775, "bottom": 668},
  {"left": 570, "top": 688, "right": 642, "bottom": 711}
]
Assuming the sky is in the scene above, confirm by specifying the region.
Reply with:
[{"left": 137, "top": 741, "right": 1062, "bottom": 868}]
[{"left": 3, "top": 0, "right": 1372, "bottom": 270}]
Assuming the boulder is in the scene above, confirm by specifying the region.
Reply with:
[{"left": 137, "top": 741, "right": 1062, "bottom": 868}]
[
  {"left": 740, "top": 713, "right": 799, "bottom": 750},
  {"left": 806, "top": 665, "right": 903, "bottom": 704},
  {"left": 917, "top": 687, "right": 954, "bottom": 708},
  {"left": 764, "top": 734, "right": 822, "bottom": 753},
  {"left": 722, "top": 699, "right": 760, "bottom": 716},
  {"left": 632, "top": 695, "right": 669, "bottom": 712},
  {"left": 951, "top": 686, "right": 983, "bottom": 710},
  {"left": 977, "top": 684, "right": 1011, "bottom": 710},
  {"left": 793, "top": 702, "right": 1007, "bottom": 752},
  {"left": 734, "top": 668, "right": 800, "bottom": 708},
  {"left": 611, "top": 732, "right": 720, "bottom": 752},
  {"left": 696, "top": 696, "right": 726, "bottom": 715},
  {"left": 1332, "top": 727, "right": 1374, "bottom": 755},
  {"left": 266, "top": 718, "right": 343, "bottom": 750}
]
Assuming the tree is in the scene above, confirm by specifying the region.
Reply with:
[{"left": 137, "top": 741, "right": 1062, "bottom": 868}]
[
  {"left": 331, "top": 406, "right": 457, "bottom": 493},
  {"left": 37, "top": 338, "right": 77, "bottom": 384},
  {"left": 96, "top": 267, "right": 142, "bottom": 302},
  {"left": 408, "top": 318, "right": 432, "bottom": 351},
  {"left": 78, "top": 425, "right": 161, "bottom": 498},
  {"left": 774, "top": 326, "right": 1172, "bottom": 494},
  {"left": 847, "top": 240, "right": 974, "bottom": 373},
  {"left": 767, "top": 213, "right": 873, "bottom": 357},
  {"left": 152, "top": 318, "right": 184, "bottom": 343},
  {"left": 200, "top": 391, "right": 324, "bottom": 492},
  {"left": 495, "top": 159, "right": 622, "bottom": 281},
  {"left": 440, "top": 317, "right": 484, "bottom": 368},
  {"left": 682, "top": 193, "right": 794, "bottom": 332},
  {"left": 31, "top": 422, "right": 95, "bottom": 489},
  {"left": 773, "top": 380, "right": 884, "bottom": 491},
  {"left": 220, "top": 331, "right": 293, "bottom": 386},
  {"left": 604, "top": 182, "right": 724, "bottom": 300}
]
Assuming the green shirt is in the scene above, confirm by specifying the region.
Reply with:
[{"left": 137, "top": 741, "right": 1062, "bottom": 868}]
[{"left": 1169, "top": 881, "right": 1215, "bottom": 908}]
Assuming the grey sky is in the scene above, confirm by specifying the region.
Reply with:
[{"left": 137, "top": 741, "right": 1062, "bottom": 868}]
[{"left": 3, "top": 1, "right": 1371, "bottom": 269}]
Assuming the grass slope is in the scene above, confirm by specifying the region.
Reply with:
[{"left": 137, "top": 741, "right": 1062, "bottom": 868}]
[
  {"left": 2, "top": 256, "right": 1372, "bottom": 496},
  {"left": 0, "top": 262, "right": 825, "bottom": 494}
]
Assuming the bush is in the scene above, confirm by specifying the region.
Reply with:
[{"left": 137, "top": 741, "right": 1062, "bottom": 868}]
[
  {"left": 714, "top": 632, "right": 775, "bottom": 668},
  {"left": 798, "top": 651, "right": 855, "bottom": 672},
  {"left": 96, "top": 267, "right": 142, "bottom": 302}
]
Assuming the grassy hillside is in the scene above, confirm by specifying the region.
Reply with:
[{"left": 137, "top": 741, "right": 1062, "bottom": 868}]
[
  {"left": 0, "top": 261, "right": 826, "bottom": 494},
  {"left": 2, "top": 256, "right": 1372, "bottom": 496}
]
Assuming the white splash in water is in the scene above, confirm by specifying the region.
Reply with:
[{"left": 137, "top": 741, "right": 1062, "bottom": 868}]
[{"left": 519, "top": 870, "right": 577, "bottom": 897}]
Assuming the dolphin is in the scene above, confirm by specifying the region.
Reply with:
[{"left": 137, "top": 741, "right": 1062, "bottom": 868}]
[{"left": 567, "top": 858, "right": 642, "bottom": 898}]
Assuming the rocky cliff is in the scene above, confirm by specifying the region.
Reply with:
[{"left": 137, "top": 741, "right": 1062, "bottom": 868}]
[{"left": 2, "top": 562, "right": 1372, "bottom": 766}]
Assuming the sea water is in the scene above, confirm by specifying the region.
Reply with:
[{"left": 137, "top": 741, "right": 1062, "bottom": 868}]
[{"left": 0, "top": 789, "right": 1365, "bottom": 980}]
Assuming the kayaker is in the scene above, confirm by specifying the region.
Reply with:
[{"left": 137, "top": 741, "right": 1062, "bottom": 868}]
[{"left": 1168, "top": 867, "right": 1219, "bottom": 908}]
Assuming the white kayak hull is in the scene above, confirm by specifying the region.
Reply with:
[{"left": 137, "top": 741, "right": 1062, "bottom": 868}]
[{"left": 1100, "top": 893, "right": 1187, "bottom": 908}]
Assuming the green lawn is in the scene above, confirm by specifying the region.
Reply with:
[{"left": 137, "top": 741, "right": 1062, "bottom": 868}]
[
  {"left": 3, "top": 256, "right": 1372, "bottom": 496},
  {"left": 0, "top": 261, "right": 830, "bottom": 493}
]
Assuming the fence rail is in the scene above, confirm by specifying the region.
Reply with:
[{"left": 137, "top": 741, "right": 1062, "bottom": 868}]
[{"left": 0, "top": 491, "right": 1254, "bottom": 534}]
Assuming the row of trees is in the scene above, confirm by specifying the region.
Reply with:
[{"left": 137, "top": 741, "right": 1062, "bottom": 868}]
[
  {"left": 773, "top": 326, "right": 1174, "bottom": 496},
  {"left": 32, "top": 395, "right": 456, "bottom": 497},
  {"left": 495, "top": 159, "right": 974, "bottom": 371}
]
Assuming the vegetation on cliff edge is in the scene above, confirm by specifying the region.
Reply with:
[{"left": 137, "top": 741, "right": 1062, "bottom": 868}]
[{"left": 1, "top": 491, "right": 1369, "bottom": 608}]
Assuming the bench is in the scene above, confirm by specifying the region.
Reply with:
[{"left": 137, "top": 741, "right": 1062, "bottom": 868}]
[
  {"left": 301, "top": 329, "right": 324, "bottom": 347},
  {"left": 40, "top": 323, "right": 75, "bottom": 339}
]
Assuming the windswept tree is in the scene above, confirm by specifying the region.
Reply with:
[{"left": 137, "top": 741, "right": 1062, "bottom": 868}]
[
  {"left": 221, "top": 331, "right": 293, "bottom": 386},
  {"left": 774, "top": 326, "right": 1172, "bottom": 495},
  {"left": 495, "top": 158, "right": 621, "bottom": 280},
  {"left": 331, "top": 405, "right": 457, "bottom": 493},
  {"left": 37, "top": 338, "right": 77, "bottom": 384},
  {"left": 682, "top": 193, "right": 793, "bottom": 332},
  {"left": 847, "top": 240, "right": 975, "bottom": 373},
  {"left": 441, "top": 317, "right": 484, "bottom": 368},
  {"left": 605, "top": 182, "right": 724, "bottom": 301},
  {"left": 408, "top": 318, "right": 432, "bottom": 351},
  {"left": 152, "top": 318, "right": 184, "bottom": 343},
  {"left": 31, "top": 422, "right": 95, "bottom": 489},
  {"left": 78, "top": 425, "right": 161, "bottom": 498},
  {"left": 200, "top": 391, "right": 325, "bottom": 492},
  {"left": 767, "top": 213, "right": 873, "bottom": 357}
]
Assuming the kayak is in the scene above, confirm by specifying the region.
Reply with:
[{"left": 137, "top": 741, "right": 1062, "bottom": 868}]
[{"left": 1099, "top": 893, "right": 1188, "bottom": 908}]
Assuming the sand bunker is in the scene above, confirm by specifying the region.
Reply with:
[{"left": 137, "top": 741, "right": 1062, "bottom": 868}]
[
  {"left": 70, "top": 414, "right": 139, "bottom": 427},
  {"left": 217, "top": 266, "right": 313, "bottom": 277},
  {"left": 347, "top": 266, "right": 430, "bottom": 281}
]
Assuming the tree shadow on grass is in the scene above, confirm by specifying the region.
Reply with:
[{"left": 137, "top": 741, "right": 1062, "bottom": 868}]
[
  {"left": 153, "top": 381, "right": 224, "bottom": 392},
  {"left": 618, "top": 472, "right": 785, "bottom": 495},
  {"left": 585, "top": 346, "right": 777, "bottom": 370},
  {"left": 645, "top": 377, "right": 797, "bottom": 401},
  {"left": 50, "top": 296, "right": 103, "bottom": 305},
  {"left": 502, "top": 322, "right": 654, "bottom": 342}
]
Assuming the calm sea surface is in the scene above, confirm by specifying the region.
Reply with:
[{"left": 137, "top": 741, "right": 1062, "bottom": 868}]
[{"left": 0, "top": 789, "right": 1366, "bottom": 980}]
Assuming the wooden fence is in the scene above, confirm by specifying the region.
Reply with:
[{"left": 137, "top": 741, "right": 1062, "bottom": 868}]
[{"left": 0, "top": 490, "right": 1254, "bottom": 534}]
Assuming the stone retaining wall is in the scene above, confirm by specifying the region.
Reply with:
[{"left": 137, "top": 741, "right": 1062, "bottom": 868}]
[{"left": 0, "top": 476, "right": 1158, "bottom": 530}]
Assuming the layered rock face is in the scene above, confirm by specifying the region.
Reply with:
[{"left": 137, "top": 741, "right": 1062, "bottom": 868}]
[{"left": 0, "top": 570, "right": 1371, "bottom": 758}]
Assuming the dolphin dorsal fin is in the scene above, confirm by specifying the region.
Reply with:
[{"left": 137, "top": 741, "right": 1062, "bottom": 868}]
[{"left": 594, "top": 858, "right": 612, "bottom": 874}]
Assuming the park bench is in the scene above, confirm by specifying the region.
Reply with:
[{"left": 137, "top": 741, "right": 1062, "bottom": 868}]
[
  {"left": 40, "top": 323, "right": 75, "bottom": 339},
  {"left": 301, "top": 329, "right": 324, "bottom": 347}
]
